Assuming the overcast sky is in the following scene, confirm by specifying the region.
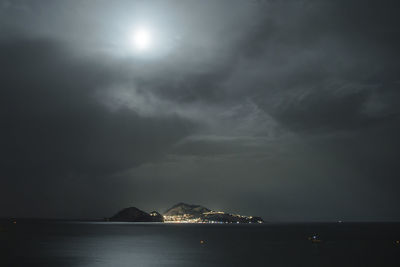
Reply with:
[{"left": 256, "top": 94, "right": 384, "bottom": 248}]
[{"left": 1, "top": 0, "right": 400, "bottom": 221}]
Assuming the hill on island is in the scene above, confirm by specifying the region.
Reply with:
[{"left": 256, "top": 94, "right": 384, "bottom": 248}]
[
  {"left": 109, "top": 207, "right": 163, "bottom": 222},
  {"left": 164, "top": 202, "right": 210, "bottom": 217}
]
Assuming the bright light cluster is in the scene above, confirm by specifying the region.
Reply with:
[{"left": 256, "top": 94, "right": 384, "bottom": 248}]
[{"left": 163, "top": 211, "right": 263, "bottom": 224}]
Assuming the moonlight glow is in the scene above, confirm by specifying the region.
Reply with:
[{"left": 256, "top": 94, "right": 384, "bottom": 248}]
[{"left": 131, "top": 28, "right": 152, "bottom": 51}]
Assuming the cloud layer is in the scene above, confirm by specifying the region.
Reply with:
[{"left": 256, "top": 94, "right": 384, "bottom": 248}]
[{"left": 1, "top": 0, "right": 400, "bottom": 220}]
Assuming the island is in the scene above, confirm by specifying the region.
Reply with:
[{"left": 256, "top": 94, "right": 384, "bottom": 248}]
[
  {"left": 109, "top": 202, "right": 264, "bottom": 224},
  {"left": 109, "top": 207, "right": 164, "bottom": 222}
]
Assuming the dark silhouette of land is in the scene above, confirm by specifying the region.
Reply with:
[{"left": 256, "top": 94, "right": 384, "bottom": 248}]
[
  {"left": 109, "top": 202, "right": 264, "bottom": 223},
  {"left": 109, "top": 207, "right": 163, "bottom": 222}
]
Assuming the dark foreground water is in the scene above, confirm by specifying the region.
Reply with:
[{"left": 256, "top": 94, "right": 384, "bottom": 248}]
[{"left": 1, "top": 220, "right": 400, "bottom": 267}]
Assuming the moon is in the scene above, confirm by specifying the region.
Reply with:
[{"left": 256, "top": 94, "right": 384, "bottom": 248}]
[{"left": 131, "top": 28, "right": 152, "bottom": 51}]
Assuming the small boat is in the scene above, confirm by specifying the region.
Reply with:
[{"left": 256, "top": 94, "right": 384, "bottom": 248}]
[{"left": 308, "top": 234, "right": 322, "bottom": 243}]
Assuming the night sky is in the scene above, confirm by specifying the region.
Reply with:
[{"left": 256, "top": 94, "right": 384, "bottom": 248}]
[{"left": 1, "top": 0, "right": 400, "bottom": 221}]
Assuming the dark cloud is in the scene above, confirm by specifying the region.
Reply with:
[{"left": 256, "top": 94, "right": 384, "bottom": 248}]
[
  {"left": 0, "top": 37, "right": 195, "bottom": 217},
  {"left": 1, "top": 0, "right": 400, "bottom": 220}
]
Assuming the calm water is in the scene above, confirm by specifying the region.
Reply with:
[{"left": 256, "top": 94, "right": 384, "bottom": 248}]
[{"left": 1, "top": 220, "right": 400, "bottom": 266}]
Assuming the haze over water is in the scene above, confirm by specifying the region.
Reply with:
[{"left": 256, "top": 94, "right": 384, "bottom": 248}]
[{"left": 1, "top": 220, "right": 400, "bottom": 267}]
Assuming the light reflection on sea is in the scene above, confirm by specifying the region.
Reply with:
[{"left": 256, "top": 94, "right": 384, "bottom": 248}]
[{"left": 1, "top": 221, "right": 400, "bottom": 266}]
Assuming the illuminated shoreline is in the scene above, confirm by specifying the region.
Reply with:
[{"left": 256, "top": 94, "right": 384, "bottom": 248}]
[{"left": 162, "top": 211, "right": 263, "bottom": 224}]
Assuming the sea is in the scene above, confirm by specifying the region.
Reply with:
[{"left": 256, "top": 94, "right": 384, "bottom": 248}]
[{"left": 1, "top": 220, "right": 399, "bottom": 267}]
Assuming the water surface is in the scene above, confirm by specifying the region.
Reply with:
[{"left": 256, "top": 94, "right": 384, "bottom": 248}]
[{"left": 1, "top": 220, "right": 399, "bottom": 266}]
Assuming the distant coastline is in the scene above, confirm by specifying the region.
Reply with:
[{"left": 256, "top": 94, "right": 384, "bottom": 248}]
[{"left": 108, "top": 202, "right": 264, "bottom": 224}]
